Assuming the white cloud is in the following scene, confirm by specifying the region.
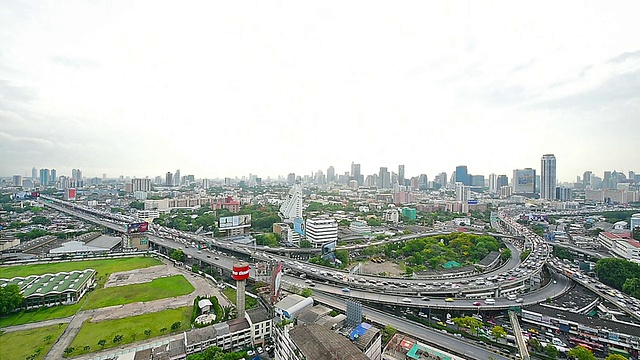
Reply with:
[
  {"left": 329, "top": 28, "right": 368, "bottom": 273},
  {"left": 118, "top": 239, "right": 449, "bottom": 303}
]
[{"left": 1, "top": 1, "right": 639, "bottom": 181}]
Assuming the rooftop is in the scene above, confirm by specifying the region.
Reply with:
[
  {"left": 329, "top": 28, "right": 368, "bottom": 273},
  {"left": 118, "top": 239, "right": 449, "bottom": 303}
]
[
  {"left": 289, "top": 323, "right": 370, "bottom": 360},
  {"left": 246, "top": 306, "right": 271, "bottom": 324}
]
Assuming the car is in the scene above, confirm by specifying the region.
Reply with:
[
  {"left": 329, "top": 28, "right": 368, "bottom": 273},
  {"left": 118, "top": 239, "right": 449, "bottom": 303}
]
[
  {"left": 342, "top": 288, "right": 350, "bottom": 292},
  {"left": 247, "top": 350, "right": 255, "bottom": 356},
  {"left": 402, "top": 298, "right": 412, "bottom": 303},
  {"left": 421, "top": 297, "right": 430, "bottom": 301},
  {"left": 437, "top": 321, "right": 446, "bottom": 326},
  {"left": 515, "top": 298, "right": 524, "bottom": 303},
  {"left": 257, "top": 346, "right": 264, "bottom": 354},
  {"left": 472, "top": 301, "right": 482, "bottom": 306},
  {"left": 445, "top": 298, "right": 455, "bottom": 302}
]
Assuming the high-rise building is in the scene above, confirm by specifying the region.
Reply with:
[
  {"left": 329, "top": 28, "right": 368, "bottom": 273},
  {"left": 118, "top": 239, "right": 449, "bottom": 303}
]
[
  {"left": 326, "top": 166, "right": 335, "bottom": 183},
  {"left": 305, "top": 217, "right": 338, "bottom": 248},
  {"left": 378, "top": 167, "right": 390, "bottom": 189},
  {"left": 556, "top": 187, "right": 573, "bottom": 201},
  {"left": 31, "top": 167, "right": 37, "bottom": 181},
  {"left": 489, "top": 174, "right": 498, "bottom": 193},
  {"left": 39, "top": 168, "right": 49, "bottom": 187},
  {"left": 583, "top": 171, "right": 592, "bottom": 188},
  {"left": 132, "top": 178, "right": 151, "bottom": 192},
  {"left": 50, "top": 169, "right": 57, "bottom": 185},
  {"left": 513, "top": 168, "right": 536, "bottom": 194},
  {"left": 398, "top": 165, "right": 405, "bottom": 186},
  {"left": 455, "top": 166, "right": 470, "bottom": 186},
  {"left": 12, "top": 175, "right": 22, "bottom": 187},
  {"left": 279, "top": 183, "right": 303, "bottom": 223},
  {"left": 437, "top": 172, "right": 447, "bottom": 189},
  {"left": 174, "top": 169, "right": 181, "bottom": 186},
  {"left": 418, "top": 174, "right": 428, "bottom": 190},
  {"left": 497, "top": 175, "right": 509, "bottom": 189},
  {"left": 165, "top": 172, "right": 173, "bottom": 186},
  {"left": 351, "top": 162, "right": 362, "bottom": 185},
  {"left": 541, "top": 154, "right": 557, "bottom": 200},
  {"left": 287, "top": 173, "right": 296, "bottom": 185},
  {"left": 471, "top": 175, "right": 485, "bottom": 188},
  {"left": 455, "top": 182, "right": 470, "bottom": 202},
  {"left": 314, "top": 170, "right": 325, "bottom": 185}
]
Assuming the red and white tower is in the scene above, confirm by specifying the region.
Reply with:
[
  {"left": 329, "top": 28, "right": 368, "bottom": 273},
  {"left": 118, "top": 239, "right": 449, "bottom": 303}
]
[{"left": 232, "top": 262, "right": 250, "bottom": 318}]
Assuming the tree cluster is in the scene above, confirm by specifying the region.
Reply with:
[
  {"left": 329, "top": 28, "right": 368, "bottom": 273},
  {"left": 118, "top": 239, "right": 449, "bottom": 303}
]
[
  {"left": 0, "top": 284, "right": 24, "bottom": 316},
  {"left": 595, "top": 258, "right": 640, "bottom": 298},
  {"left": 186, "top": 346, "right": 247, "bottom": 360}
]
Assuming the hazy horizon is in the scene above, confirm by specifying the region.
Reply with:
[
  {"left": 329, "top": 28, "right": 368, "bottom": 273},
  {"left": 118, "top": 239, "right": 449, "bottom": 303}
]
[{"left": 2, "top": 2, "right": 639, "bottom": 182}]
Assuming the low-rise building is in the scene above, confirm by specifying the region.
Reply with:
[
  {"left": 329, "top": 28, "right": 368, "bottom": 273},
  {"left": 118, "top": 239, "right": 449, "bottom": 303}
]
[{"left": 246, "top": 307, "right": 272, "bottom": 347}]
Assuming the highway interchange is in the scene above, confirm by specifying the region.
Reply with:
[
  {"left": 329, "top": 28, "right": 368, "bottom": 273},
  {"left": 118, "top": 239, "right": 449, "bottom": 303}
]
[{"left": 37, "top": 196, "right": 640, "bottom": 359}]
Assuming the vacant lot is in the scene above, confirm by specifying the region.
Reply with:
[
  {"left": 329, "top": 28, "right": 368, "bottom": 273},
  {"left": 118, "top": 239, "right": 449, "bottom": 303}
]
[
  {"left": 0, "top": 257, "right": 162, "bottom": 286},
  {"left": 0, "top": 301, "right": 83, "bottom": 328},
  {"left": 0, "top": 323, "right": 67, "bottom": 360},
  {"left": 222, "top": 287, "right": 258, "bottom": 310},
  {"left": 67, "top": 307, "right": 191, "bottom": 357},
  {"left": 84, "top": 275, "right": 194, "bottom": 309}
]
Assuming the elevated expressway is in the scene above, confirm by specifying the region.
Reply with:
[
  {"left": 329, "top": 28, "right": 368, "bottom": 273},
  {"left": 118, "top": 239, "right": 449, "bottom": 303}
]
[{"left": 40, "top": 198, "right": 571, "bottom": 309}]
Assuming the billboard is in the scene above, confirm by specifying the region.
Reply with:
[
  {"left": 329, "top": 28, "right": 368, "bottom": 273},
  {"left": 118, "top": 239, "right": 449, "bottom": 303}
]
[
  {"left": 128, "top": 221, "right": 149, "bottom": 233},
  {"left": 467, "top": 200, "right": 478, "bottom": 205},
  {"left": 293, "top": 217, "right": 305, "bottom": 235},
  {"left": 321, "top": 241, "right": 337, "bottom": 261},
  {"left": 270, "top": 262, "right": 283, "bottom": 304},
  {"left": 219, "top": 214, "right": 252, "bottom": 229}
]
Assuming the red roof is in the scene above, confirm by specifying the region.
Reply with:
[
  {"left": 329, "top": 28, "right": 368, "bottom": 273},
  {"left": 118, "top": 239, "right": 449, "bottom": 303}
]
[{"left": 628, "top": 240, "right": 640, "bottom": 248}]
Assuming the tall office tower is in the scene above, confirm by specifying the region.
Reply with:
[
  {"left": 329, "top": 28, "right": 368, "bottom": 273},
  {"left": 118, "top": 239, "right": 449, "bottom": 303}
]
[
  {"left": 31, "top": 167, "right": 38, "bottom": 181},
  {"left": 287, "top": 173, "right": 296, "bottom": 185},
  {"left": 39, "top": 168, "right": 50, "bottom": 187},
  {"left": 351, "top": 162, "right": 362, "bottom": 185},
  {"left": 455, "top": 166, "right": 470, "bottom": 186},
  {"left": 513, "top": 168, "right": 536, "bottom": 194},
  {"left": 437, "top": 172, "right": 448, "bottom": 189},
  {"left": 279, "top": 183, "right": 303, "bottom": 223},
  {"left": 489, "top": 174, "right": 498, "bottom": 193},
  {"left": 583, "top": 171, "right": 592, "bottom": 188},
  {"left": 541, "top": 154, "right": 557, "bottom": 200},
  {"left": 12, "top": 175, "right": 22, "bottom": 187},
  {"left": 102, "top": 173, "right": 106, "bottom": 180},
  {"left": 58, "top": 176, "right": 69, "bottom": 189},
  {"left": 132, "top": 178, "right": 151, "bottom": 192},
  {"left": 174, "top": 169, "right": 181, "bottom": 186},
  {"left": 202, "top": 178, "right": 210, "bottom": 189},
  {"left": 398, "top": 165, "right": 405, "bottom": 186},
  {"left": 471, "top": 175, "right": 485, "bottom": 188},
  {"left": 497, "top": 175, "right": 509, "bottom": 189},
  {"left": 410, "top": 176, "right": 419, "bottom": 190},
  {"left": 629, "top": 171, "right": 636, "bottom": 182},
  {"left": 314, "top": 170, "right": 325, "bottom": 185},
  {"left": 455, "top": 182, "right": 470, "bottom": 202},
  {"left": 326, "top": 166, "right": 335, "bottom": 183},
  {"left": 378, "top": 167, "right": 390, "bottom": 189},
  {"left": 165, "top": 172, "right": 173, "bottom": 186},
  {"left": 418, "top": 174, "right": 428, "bottom": 190},
  {"left": 154, "top": 176, "right": 162, "bottom": 185},
  {"left": 556, "top": 187, "right": 573, "bottom": 202},
  {"left": 50, "top": 169, "right": 57, "bottom": 185}
]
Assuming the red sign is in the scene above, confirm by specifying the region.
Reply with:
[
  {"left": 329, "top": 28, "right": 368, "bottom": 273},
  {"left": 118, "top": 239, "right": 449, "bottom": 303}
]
[{"left": 232, "top": 263, "right": 250, "bottom": 281}]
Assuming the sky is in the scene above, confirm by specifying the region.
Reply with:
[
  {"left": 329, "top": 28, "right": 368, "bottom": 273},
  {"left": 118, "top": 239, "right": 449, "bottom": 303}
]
[{"left": 1, "top": 1, "right": 639, "bottom": 182}]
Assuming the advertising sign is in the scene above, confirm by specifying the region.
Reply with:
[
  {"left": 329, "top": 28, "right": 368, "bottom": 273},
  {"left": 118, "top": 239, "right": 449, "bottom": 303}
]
[
  {"left": 293, "top": 217, "right": 305, "bottom": 235},
  {"left": 219, "top": 215, "right": 252, "bottom": 229},
  {"left": 128, "top": 221, "right": 149, "bottom": 233}
]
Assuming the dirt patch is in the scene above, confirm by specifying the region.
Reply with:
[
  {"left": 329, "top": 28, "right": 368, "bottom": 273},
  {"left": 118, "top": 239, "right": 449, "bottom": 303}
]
[
  {"left": 359, "top": 260, "right": 404, "bottom": 276},
  {"left": 103, "top": 264, "right": 173, "bottom": 288}
]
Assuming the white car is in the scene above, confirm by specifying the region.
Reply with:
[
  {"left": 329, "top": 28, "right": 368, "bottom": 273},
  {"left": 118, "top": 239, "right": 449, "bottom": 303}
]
[{"left": 402, "top": 298, "right": 412, "bottom": 303}]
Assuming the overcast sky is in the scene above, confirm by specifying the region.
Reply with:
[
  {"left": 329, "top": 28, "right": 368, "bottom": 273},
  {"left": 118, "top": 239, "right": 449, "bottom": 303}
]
[{"left": 1, "top": 1, "right": 639, "bottom": 182}]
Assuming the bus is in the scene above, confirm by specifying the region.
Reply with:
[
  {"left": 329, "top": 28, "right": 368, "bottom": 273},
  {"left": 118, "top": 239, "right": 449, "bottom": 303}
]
[{"left": 568, "top": 338, "right": 605, "bottom": 353}]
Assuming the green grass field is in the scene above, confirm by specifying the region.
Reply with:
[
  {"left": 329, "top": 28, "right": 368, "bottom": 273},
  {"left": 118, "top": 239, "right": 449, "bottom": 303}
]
[
  {"left": 0, "top": 257, "right": 162, "bottom": 286},
  {"left": 222, "top": 287, "right": 258, "bottom": 309},
  {"left": 67, "top": 306, "right": 192, "bottom": 357},
  {"left": 0, "top": 323, "right": 68, "bottom": 360},
  {"left": 0, "top": 257, "right": 163, "bottom": 327},
  {"left": 84, "top": 275, "right": 194, "bottom": 309}
]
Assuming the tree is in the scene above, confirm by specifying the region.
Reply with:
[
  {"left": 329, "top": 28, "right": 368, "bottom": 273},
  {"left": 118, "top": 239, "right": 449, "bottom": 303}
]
[
  {"left": 500, "top": 248, "right": 512, "bottom": 261},
  {"left": 144, "top": 329, "right": 151, "bottom": 338},
  {"left": 129, "top": 201, "right": 145, "bottom": 210},
  {"left": 381, "top": 325, "right": 397, "bottom": 345},
  {"left": 83, "top": 345, "right": 91, "bottom": 351},
  {"left": 491, "top": 325, "right": 507, "bottom": 340},
  {"left": 64, "top": 347, "right": 75, "bottom": 355},
  {"left": 160, "top": 327, "right": 167, "bottom": 334},
  {"left": 300, "top": 288, "right": 313, "bottom": 297},
  {"left": 170, "top": 249, "right": 185, "bottom": 262},
  {"left": 335, "top": 249, "right": 349, "bottom": 266},
  {"left": 595, "top": 258, "right": 640, "bottom": 291},
  {"left": 545, "top": 343, "right": 559, "bottom": 359},
  {"left": 43, "top": 334, "right": 53, "bottom": 344},
  {"left": 171, "top": 321, "right": 181, "bottom": 331},
  {"left": 528, "top": 338, "right": 541, "bottom": 352},
  {"left": 31, "top": 215, "right": 51, "bottom": 226},
  {"left": 0, "top": 284, "right": 24, "bottom": 316},
  {"left": 131, "top": 332, "right": 137, "bottom": 341},
  {"left": 98, "top": 339, "right": 107, "bottom": 348},
  {"left": 605, "top": 355, "right": 628, "bottom": 360},
  {"left": 567, "top": 346, "right": 596, "bottom": 360},
  {"left": 300, "top": 240, "right": 312, "bottom": 248},
  {"left": 113, "top": 334, "right": 123, "bottom": 344}
]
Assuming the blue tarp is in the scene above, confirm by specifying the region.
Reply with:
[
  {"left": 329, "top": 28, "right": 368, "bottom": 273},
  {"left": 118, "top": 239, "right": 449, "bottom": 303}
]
[{"left": 349, "top": 322, "right": 372, "bottom": 340}]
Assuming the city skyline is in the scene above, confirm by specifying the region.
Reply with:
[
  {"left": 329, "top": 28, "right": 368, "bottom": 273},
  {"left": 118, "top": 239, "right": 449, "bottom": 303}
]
[{"left": 1, "top": 2, "right": 639, "bottom": 181}]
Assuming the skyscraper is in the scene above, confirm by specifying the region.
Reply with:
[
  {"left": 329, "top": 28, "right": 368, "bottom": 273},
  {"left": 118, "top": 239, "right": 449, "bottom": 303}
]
[
  {"left": 351, "top": 162, "right": 362, "bottom": 185},
  {"left": 50, "top": 169, "right": 57, "bottom": 185},
  {"left": 541, "top": 154, "right": 557, "bottom": 200},
  {"left": 326, "top": 166, "right": 335, "bottom": 183},
  {"left": 166, "top": 172, "right": 173, "bottom": 186},
  {"left": 31, "top": 167, "right": 37, "bottom": 181},
  {"left": 513, "top": 168, "right": 536, "bottom": 194},
  {"left": 174, "top": 169, "right": 181, "bottom": 186},
  {"left": 583, "top": 171, "right": 592, "bottom": 188},
  {"left": 39, "top": 168, "right": 49, "bottom": 187},
  {"left": 378, "top": 167, "right": 390, "bottom": 189},
  {"left": 489, "top": 174, "right": 498, "bottom": 193},
  {"left": 398, "top": 165, "right": 405, "bottom": 186},
  {"left": 455, "top": 166, "right": 470, "bottom": 186}
]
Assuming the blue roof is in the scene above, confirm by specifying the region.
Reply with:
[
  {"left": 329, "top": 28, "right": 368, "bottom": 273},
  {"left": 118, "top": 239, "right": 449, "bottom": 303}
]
[{"left": 349, "top": 322, "right": 372, "bottom": 340}]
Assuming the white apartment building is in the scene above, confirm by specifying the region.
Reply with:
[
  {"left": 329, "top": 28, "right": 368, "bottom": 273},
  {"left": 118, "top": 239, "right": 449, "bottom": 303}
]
[
  {"left": 246, "top": 307, "right": 272, "bottom": 347},
  {"left": 305, "top": 217, "right": 338, "bottom": 248}
]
